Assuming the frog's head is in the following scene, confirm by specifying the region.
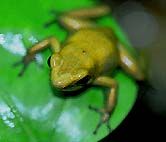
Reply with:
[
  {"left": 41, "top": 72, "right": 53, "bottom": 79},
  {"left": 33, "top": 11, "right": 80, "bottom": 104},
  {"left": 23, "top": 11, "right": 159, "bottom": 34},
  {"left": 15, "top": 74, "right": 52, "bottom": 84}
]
[{"left": 47, "top": 54, "right": 93, "bottom": 91}]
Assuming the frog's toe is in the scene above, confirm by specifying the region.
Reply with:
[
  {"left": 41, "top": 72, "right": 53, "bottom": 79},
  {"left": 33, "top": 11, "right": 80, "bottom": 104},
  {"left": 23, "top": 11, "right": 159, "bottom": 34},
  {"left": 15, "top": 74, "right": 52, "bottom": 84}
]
[
  {"left": 13, "top": 59, "right": 29, "bottom": 77},
  {"left": 13, "top": 59, "right": 23, "bottom": 67},
  {"left": 44, "top": 10, "right": 60, "bottom": 28},
  {"left": 13, "top": 53, "right": 36, "bottom": 77},
  {"left": 88, "top": 105, "right": 112, "bottom": 135}
]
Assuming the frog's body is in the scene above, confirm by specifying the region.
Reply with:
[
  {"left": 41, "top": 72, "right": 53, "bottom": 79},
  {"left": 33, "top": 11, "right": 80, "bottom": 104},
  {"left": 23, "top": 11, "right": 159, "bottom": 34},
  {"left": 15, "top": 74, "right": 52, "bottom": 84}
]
[
  {"left": 51, "top": 28, "right": 119, "bottom": 90},
  {"left": 65, "top": 28, "right": 118, "bottom": 75},
  {"left": 15, "top": 5, "right": 145, "bottom": 134}
]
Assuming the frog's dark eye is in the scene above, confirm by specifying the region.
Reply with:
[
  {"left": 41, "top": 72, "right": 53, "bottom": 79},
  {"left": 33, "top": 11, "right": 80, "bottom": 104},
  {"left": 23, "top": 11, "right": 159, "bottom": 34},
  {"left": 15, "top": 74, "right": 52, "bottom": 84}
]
[
  {"left": 76, "top": 75, "right": 91, "bottom": 85},
  {"left": 47, "top": 56, "right": 51, "bottom": 67}
]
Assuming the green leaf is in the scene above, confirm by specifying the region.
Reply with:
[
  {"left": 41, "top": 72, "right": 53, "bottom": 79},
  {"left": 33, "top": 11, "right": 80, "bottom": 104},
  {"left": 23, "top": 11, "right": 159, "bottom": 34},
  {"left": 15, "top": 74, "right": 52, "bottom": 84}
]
[{"left": 0, "top": 0, "right": 137, "bottom": 142}]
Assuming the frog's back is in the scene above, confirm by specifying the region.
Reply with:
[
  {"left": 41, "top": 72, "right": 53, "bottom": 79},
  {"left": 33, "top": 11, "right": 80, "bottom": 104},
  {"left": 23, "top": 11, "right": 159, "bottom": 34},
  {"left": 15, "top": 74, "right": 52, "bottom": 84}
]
[{"left": 65, "top": 28, "right": 119, "bottom": 74}]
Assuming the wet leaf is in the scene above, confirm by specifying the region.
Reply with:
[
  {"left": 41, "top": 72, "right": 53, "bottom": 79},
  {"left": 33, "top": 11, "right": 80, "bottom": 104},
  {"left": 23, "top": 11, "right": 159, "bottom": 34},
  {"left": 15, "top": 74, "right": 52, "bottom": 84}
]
[{"left": 0, "top": 0, "right": 137, "bottom": 142}]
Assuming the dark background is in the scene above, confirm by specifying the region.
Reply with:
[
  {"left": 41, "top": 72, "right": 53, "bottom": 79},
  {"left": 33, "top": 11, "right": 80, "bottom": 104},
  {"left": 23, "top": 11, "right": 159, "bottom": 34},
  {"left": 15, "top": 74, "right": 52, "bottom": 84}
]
[
  {"left": 101, "top": 98, "right": 166, "bottom": 141},
  {"left": 100, "top": 0, "right": 166, "bottom": 141}
]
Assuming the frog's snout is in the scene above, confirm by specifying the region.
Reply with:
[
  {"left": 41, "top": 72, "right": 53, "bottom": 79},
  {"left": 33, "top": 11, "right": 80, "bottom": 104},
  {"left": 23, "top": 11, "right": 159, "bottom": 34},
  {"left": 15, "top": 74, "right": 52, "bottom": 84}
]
[{"left": 50, "top": 68, "right": 91, "bottom": 91}]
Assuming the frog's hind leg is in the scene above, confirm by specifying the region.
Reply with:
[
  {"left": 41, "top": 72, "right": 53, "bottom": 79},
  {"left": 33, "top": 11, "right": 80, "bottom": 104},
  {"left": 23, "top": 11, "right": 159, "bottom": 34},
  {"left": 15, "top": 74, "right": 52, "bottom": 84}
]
[
  {"left": 118, "top": 42, "right": 145, "bottom": 81},
  {"left": 62, "top": 5, "right": 110, "bottom": 18},
  {"left": 46, "top": 5, "right": 111, "bottom": 31}
]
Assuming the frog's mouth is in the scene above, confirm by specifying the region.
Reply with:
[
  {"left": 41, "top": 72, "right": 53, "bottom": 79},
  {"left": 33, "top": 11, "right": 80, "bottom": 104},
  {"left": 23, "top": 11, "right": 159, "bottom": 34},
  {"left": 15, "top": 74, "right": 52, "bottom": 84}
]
[
  {"left": 61, "top": 85, "right": 83, "bottom": 91},
  {"left": 61, "top": 74, "right": 92, "bottom": 91}
]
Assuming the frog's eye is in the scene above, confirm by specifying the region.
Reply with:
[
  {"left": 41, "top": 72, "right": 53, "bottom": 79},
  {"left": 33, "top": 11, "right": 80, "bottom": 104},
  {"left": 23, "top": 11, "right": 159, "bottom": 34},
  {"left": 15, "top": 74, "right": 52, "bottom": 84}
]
[
  {"left": 47, "top": 56, "right": 51, "bottom": 67},
  {"left": 48, "top": 54, "right": 62, "bottom": 68},
  {"left": 76, "top": 75, "right": 91, "bottom": 85}
]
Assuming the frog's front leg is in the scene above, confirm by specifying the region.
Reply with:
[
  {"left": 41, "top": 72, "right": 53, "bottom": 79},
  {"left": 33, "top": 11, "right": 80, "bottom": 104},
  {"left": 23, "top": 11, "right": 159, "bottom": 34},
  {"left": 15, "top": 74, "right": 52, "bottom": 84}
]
[
  {"left": 14, "top": 36, "right": 60, "bottom": 76},
  {"left": 89, "top": 76, "right": 118, "bottom": 134}
]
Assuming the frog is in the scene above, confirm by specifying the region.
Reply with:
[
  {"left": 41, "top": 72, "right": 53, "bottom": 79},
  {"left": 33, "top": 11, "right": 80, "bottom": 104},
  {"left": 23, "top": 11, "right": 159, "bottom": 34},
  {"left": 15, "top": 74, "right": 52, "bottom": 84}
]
[{"left": 14, "top": 5, "right": 146, "bottom": 134}]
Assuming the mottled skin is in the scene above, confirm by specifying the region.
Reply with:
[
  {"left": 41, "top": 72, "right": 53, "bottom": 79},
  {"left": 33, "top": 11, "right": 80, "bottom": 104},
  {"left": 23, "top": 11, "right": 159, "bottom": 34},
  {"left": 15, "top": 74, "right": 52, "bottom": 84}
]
[{"left": 15, "top": 5, "right": 145, "bottom": 134}]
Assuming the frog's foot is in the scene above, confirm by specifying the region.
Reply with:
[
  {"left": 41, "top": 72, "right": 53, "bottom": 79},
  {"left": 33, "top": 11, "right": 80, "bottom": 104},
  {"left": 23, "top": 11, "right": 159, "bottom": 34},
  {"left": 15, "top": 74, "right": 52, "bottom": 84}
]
[
  {"left": 89, "top": 105, "right": 112, "bottom": 135},
  {"left": 44, "top": 10, "right": 60, "bottom": 28},
  {"left": 13, "top": 53, "right": 35, "bottom": 77},
  {"left": 44, "top": 18, "right": 57, "bottom": 28}
]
